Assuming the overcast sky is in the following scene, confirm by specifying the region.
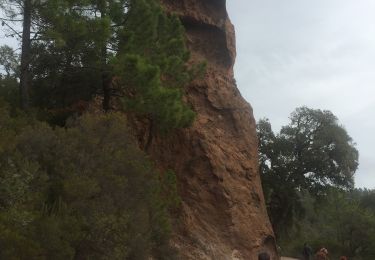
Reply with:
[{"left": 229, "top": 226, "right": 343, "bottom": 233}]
[{"left": 227, "top": 1, "right": 375, "bottom": 189}]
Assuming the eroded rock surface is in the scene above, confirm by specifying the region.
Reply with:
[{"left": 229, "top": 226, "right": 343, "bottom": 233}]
[{"left": 138, "top": 1, "right": 278, "bottom": 259}]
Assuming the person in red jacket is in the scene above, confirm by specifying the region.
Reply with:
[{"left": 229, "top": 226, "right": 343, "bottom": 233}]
[{"left": 315, "top": 247, "right": 328, "bottom": 260}]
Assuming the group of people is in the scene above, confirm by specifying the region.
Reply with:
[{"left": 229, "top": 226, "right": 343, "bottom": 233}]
[{"left": 302, "top": 243, "right": 348, "bottom": 260}]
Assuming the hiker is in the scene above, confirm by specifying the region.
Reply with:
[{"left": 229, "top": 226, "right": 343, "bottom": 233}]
[
  {"left": 315, "top": 247, "right": 328, "bottom": 260},
  {"left": 302, "top": 242, "right": 312, "bottom": 260},
  {"left": 258, "top": 252, "right": 270, "bottom": 260}
]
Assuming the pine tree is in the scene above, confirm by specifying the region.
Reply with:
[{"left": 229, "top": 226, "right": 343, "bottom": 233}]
[
  {"left": 115, "top": 0, "right": 203, "bottom": 132},
  {"left": 28, "top": 0, "right": 203, "bottom": 131},
  {"left": 0, "top": 0, "right": 34, "bottom": 109}
]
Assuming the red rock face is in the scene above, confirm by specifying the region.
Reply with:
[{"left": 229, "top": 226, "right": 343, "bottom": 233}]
[{"left": 141, "top": 0, "right": 278, "bottom": 259}]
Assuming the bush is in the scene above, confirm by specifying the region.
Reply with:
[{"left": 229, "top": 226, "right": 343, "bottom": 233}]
[{"left": 0, "top": 102, "right": 176, "bottom": 259}]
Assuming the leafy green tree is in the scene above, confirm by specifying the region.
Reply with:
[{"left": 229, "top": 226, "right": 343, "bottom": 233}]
[
  {"left": 0, "top": 45, "right": 19, "bottom": 78},
  {"left": 257, "top": 119, "right": 306, "bottom": 236},
  {"left": 257, "top": 107, "right": 359, "bottom": 236},
  {"left": 0, "top": 45, "right": 19, "bottom": 106}
]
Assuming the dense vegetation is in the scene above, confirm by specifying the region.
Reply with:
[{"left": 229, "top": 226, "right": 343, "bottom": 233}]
[
  {"left": 1, "top": 0, "right": 203, "bottom": 129},
  {"left": 0, "top": 107, "right": 178, "bottom": 259},
  {"left": 258, "top": 107, "right": 375, "bottom": 259},
  {"left": 0, "top": 0, "right": 201, "bottom": 259},
  {"left": 279, "top": 189, "right": 375, "bottom": 259}
]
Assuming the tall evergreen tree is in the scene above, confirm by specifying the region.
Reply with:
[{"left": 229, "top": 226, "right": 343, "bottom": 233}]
[
  {"left": 1, "top": 0, "right": 32, "bottom": 109},
  {"left": 114, "top": 0, "right": 203, "bottom": 132},
  {"left": 1, "top": 0, "right": 202, "bottom": 131},
  {"left": 19, "top": 0, "right": 31, "bottom": 110}
]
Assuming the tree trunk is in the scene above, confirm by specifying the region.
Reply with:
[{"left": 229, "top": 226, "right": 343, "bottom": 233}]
[
  {"left": 19, "top": 0, "right": 32, "bottom": 110},
  {"left": 102, "top": 69, "right": 111, "bottom": 111},
  {"left": 99, "top": 3, "right": 111, "bottom": 111}
]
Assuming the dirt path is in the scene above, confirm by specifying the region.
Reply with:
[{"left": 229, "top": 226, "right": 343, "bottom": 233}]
[{"left": 281, "top": 257, "right": 299, "bottom": 260}]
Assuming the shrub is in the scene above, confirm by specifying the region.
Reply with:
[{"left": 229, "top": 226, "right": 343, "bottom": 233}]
[{"left": 0, "top": 103, "right": 176, "bottom": 259}]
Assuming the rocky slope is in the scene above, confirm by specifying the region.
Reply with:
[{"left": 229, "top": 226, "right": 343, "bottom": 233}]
[{"left": 137, "top": 1, "right": 278, "bottom": 259}]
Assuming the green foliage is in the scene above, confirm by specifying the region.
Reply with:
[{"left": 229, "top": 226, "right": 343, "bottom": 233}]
[
  {"left": 30, "top": 0, "right": 118, "bottom": 108},
  {"left": 0, "top": 102, "right": 177, "bottom": 259},
  {"left": 0, "top": 76, "right": 19, "bottom": 108},
  {"left": 114, "top": 53, "right": 196, "bottom": 132},
  {"left": 1, "top": 1, "right": 194, "bottom": 258},
  {"left": 0, "top": 45, "right": 19, "bottom": 78},
  {"left": 257, "top": 107, "right": 359, "bottom": 236},
  {"left": 360, "top": 189, "right": 375, "bottom": 212},
  {"left": 2, "top": 0, "right": 203, "bottom": 131},
  {"left": 23, "top": 0, "right": 202, "bottom": 131},
  {"left": 0, "top": 45, "right": 20, "bottom": 108},
  {"left": 278, "top": 189, "right": 375, "bottom": 260},
  {"left": 114, "top": 0, "right": 202, "bottom": 131},
  {"left": 160, "top": 170, "right": 182, "bottom": 211}
]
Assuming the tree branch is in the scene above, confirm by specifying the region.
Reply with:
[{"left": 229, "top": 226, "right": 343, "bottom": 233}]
[{"left": 1, "top": 18, "right": 22, "bottom": 38}]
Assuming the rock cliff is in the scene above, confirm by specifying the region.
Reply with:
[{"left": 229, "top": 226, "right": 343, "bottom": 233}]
[{"left": 138, "top": 1, "right": 278, "bottom": 259}]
